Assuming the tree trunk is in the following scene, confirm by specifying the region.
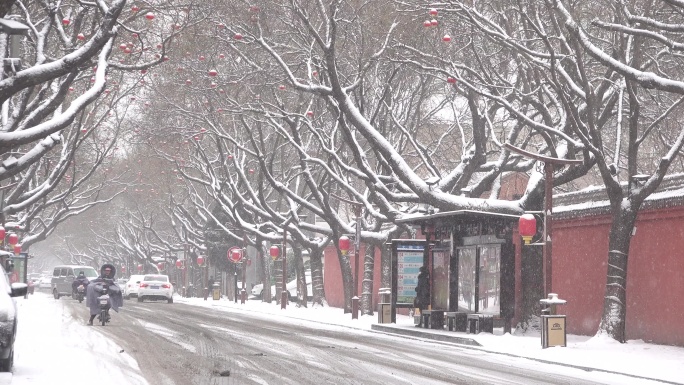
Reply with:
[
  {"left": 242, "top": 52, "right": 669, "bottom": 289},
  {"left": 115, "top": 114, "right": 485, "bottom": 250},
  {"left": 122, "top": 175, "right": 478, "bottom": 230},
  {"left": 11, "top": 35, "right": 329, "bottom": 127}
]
[
  {"left": 598, "top": 205, "right": 638, "bottom": 342},
  {"left": 519, "top": 245, "right": 543, "bottom": 330},
  {"left": 380, "top": 244, "right": 391, "bottom": 289},
  {"left": 309, "top": 248, "right": 326, "bottom": 306},
  {"left": 339, "top": 252, "right": 353, "bottom": 313},
  {"left": 293, "top": 246, "right": 307, "bottom": 308},
  {"left": 361, "top": 244, "right": 376, "bottom": 316}
]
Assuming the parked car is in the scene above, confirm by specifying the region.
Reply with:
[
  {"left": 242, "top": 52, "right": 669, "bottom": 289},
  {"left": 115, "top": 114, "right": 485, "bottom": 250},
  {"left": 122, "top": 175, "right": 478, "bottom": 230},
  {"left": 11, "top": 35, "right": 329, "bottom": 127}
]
[
  {"left": 50, "top": 265, "right": 98, "bottom": 299},
  {"left": 123, "top": 275, "right": 145, "bottom": 299},
  {"left": 251, "top": 272, "right": 312, "bottom": 301},
  {"left": 0, "top": 263, "right": 28, "bottom": 371},
  {"left": 137, "top": 274, "right": 173, "bottom": 303}
]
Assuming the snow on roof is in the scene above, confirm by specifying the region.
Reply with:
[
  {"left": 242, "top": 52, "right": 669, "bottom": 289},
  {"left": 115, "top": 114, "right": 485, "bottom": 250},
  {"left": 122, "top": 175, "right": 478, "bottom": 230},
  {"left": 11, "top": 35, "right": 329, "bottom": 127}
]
[{"left": 554, "top": 173, "right": 684, "bottom": 219}]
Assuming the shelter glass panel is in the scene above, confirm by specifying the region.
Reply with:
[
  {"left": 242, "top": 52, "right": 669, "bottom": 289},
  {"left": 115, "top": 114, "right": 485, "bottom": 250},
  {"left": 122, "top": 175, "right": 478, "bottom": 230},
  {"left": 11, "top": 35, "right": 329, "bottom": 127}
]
[
  {"left": 431, "top": 249, "right": 450, "bottom": 310},
  {"left": 479, "top": 245, "right": 501, "bottom": 315},
  {"left": 458, "top": 247, "right": 476, "bottom": 311}
]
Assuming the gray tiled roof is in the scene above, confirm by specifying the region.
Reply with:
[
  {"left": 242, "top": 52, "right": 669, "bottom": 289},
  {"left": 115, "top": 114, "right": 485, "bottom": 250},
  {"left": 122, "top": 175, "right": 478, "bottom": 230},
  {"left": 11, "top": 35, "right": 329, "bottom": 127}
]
[{"left": 553, "top": 174, "right": 684, "bottom": 219}]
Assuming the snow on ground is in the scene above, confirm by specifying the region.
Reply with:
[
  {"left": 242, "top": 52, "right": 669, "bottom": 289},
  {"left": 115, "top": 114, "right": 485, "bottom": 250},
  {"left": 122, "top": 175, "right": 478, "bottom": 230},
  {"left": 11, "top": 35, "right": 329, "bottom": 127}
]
[{"left": 2, "top": 292, "right": 683, "bottom": 385}]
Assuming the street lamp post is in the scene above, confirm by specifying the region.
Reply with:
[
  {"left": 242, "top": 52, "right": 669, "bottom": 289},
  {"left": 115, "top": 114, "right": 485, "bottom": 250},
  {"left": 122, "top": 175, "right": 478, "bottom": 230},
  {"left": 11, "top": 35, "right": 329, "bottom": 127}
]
[
  {"left": 281, "top": 226, "right": 288, "bottom": 310},
  {"left": 504, "top": 143, "right": 582, "bottom": 295},
  {"left": 334, "top": 195, "right": 363, "bottom": 320}
]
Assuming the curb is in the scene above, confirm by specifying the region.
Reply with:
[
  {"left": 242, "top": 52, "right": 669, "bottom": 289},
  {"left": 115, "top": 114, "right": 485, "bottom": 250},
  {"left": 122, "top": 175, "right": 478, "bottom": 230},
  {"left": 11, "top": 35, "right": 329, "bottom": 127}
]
[
  {"left": 370, "top": 324, "right": 481, "bottom": 346},
  {"left": 369, "top": 324, "right": 682, "bottom": 385}
]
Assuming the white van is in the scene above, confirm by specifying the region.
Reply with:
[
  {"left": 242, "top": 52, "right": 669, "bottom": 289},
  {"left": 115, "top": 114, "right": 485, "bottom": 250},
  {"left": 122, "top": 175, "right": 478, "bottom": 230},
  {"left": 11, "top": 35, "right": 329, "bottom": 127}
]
[{"left": 50, "top": 265, "right": 98, "bottom": 299}]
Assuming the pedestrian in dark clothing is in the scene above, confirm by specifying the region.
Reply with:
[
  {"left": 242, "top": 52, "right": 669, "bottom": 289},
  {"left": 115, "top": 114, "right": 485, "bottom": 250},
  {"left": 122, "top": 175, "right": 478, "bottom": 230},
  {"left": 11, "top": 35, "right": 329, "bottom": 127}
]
[
  {"left": 414, "top": 266, "right": 430, "bottom": 311},
  {"left": 72, "top": 271, "right": 90, "bottom": 294},
  {"left": 204, "top": 276, "right": 215, "bottom": 300}
]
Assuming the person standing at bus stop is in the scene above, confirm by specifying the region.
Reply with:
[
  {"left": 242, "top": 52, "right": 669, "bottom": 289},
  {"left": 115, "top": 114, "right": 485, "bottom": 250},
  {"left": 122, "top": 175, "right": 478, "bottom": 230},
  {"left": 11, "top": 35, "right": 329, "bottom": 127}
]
[
  {"left": 204, "top": 275, "right": 215, "bottom": 300},
  {"left": 414, "top": 266, "right": 430, "bottom": 312}
]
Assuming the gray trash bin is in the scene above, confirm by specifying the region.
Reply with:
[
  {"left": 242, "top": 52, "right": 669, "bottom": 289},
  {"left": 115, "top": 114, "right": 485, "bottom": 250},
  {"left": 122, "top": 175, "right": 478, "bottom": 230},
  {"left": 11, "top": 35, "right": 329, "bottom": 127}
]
[{"left": 377, "top": 288, "right": 391, "bottom": 323}]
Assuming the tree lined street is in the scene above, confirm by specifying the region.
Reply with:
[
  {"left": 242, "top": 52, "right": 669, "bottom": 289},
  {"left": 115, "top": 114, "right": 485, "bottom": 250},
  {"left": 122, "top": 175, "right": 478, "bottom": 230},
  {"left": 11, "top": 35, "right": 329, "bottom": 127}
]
[{"left": 2, "top": 2, "right": 684, "bottom": 368}]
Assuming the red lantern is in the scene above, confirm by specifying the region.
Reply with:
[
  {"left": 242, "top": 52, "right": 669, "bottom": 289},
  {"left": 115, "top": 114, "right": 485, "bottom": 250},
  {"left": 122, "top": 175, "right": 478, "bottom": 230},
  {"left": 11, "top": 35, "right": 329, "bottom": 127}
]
[
  {"left": 519, "top": 213, "right": 537, "bottom": 245},
  {"left": 306, "top": 111, "right": 314, "bottom": 118},
  {"left": 157, "top": 262, "right": 164, "bottom": 270},
  {"left": 197, "top": 256, "right": 205, "bottom": 266},
  {"left": 442, "top": 34, "right": 451, "bottom": 42},
  {"left": 429, "top": 8, "right": 438, "bottom": 16},
  {"left": 423, "top": 20, "right": 431, "bottom": 28},
  {"left": 62, "top": 18, "right": 70, "bottom": 26},
  {"left": 0, "top": 226, "right": 5, "bottom": 240},
  {"left": 234, "top": 33, "right": 243, "bottom": 40},
  {"left": 137, "top": 264, "right": 143, "bottom": 272},
  {"left": 431, "top": 19, "right": 439, "bottom": 26},
  {"left": 121, "top": 266, "right": 126, "bottom": 272},
  {"left": 144, "top": 12, "right": 155, "bottom": 20},
  {"left": 447, "top": 77, "right": 457, "bottom": 84},
  {"left": 176, "top": 260, "right": 183, "bottom": 268},
  {"left": 77, "top": 33, "right": 85, "bottom": 41},
  {"left": 13, "top": 244, "right": 21, "bottom": 255},
  {"left": 338, "top": 235, "right": 350, "bottom": 256},
  {"left": 269, "top": 245, "right": 280, "bottom": 260},
  {"left": 131, "top": 5, "right": 140, "bottom": 12},
  {"left": 208, "top": 69, "right": 218, "bottom": 76},
  {"left": 8, "top": 233, "right": 18, "bottom": 246}
]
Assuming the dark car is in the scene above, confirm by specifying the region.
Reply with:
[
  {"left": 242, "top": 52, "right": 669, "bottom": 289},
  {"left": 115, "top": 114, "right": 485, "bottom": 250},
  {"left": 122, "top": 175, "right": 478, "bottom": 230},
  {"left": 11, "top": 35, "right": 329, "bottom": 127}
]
[{"left": 0, "top": 263, "right": 28, "bottom": 371}]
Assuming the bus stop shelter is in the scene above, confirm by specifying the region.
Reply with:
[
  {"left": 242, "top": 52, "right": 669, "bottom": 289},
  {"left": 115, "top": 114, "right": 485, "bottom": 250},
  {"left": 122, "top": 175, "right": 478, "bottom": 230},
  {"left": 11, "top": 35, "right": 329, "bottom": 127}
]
[{"left": 390, "top": 210, "right": 519, "bottom": 333}]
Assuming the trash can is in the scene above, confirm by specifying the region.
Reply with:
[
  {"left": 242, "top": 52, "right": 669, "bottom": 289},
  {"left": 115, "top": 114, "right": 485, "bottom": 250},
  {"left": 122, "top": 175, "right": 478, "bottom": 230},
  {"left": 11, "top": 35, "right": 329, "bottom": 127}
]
[
  {"left": 539, "top": 293, "right": 567, "bottom": 348},
  {"left": 212, "top": 283, "right": 220, "bottom": 300},
  {"left": 377, "top": 288, "right": 391, "bottom": 324}
]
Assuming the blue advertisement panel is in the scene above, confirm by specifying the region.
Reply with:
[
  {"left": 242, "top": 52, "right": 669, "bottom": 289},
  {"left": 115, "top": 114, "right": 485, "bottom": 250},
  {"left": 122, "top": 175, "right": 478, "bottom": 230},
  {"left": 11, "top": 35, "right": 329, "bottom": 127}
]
[{"left": 396, "top": 244, "right": 424, "bottom": 304}]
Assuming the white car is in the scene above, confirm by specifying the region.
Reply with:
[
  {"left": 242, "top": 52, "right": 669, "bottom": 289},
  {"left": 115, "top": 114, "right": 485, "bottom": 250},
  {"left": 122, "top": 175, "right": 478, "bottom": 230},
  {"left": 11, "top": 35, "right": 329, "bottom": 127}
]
[
  {"left": 38, "top": 276, "right": 52, "bottom": 291},
  {"left": 137, "top": 274, "right": 173, "bottom": 303},
  {"left": 123, "top": 275, "right": 146, "bottom": 299},
  {"left": 251, "top": 272, "right": 312, "bottom": 301}
]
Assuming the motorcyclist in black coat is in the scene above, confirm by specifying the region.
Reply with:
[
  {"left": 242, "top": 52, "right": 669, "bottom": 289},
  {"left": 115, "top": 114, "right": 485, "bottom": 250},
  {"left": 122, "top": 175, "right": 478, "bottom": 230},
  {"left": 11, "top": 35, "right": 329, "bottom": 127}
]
[
  {"left": 72, "top": 271, "right": 90, "bottom": 294},
  {"left": 86, "top": 264, "right": 123, "bottom": 325}
]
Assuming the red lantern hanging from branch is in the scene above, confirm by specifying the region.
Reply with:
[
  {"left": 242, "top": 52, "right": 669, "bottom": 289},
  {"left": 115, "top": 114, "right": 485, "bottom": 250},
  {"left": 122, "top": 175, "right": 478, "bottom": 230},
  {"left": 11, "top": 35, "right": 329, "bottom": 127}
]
[
  {"left": 196, "top": 256, "right": 205, "bottom": 266},
  {"left": 0, "top": 226, "right": 5, "bottom": 241},
  {"left": 8, "top": 233, "right": 18, "bottom": 246},
  {"left": 13, "top": 244, "right": 21, "bottom": 255},
  {"left": 137, "top": 264, "right": 143, "bottom": 272},
  {"left": 176, "top": 260, "right": 183, "bottom": 268},
  {"left": 157, "top": 262, "right": 164, "bottom": 270}
]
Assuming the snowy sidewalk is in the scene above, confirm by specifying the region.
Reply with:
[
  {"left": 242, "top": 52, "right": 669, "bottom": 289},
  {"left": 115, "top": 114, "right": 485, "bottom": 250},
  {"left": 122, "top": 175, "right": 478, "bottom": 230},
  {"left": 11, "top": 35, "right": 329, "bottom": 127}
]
[{"left": 3, "top": 293, "right": 147, "bottom": 385}]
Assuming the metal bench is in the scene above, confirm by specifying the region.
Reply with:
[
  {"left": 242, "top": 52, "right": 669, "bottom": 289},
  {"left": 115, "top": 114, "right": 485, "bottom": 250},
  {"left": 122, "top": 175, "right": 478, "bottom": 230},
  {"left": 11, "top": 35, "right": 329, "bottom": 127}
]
[
  {"left": 420, "top": 310, "right": 445, "bottom": 329},
  {"left": 466, "top": 313, "right": 494, "bottom": 334},
  {"left": 446, "top": 312, "right": 468, "bottom": 332}
]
